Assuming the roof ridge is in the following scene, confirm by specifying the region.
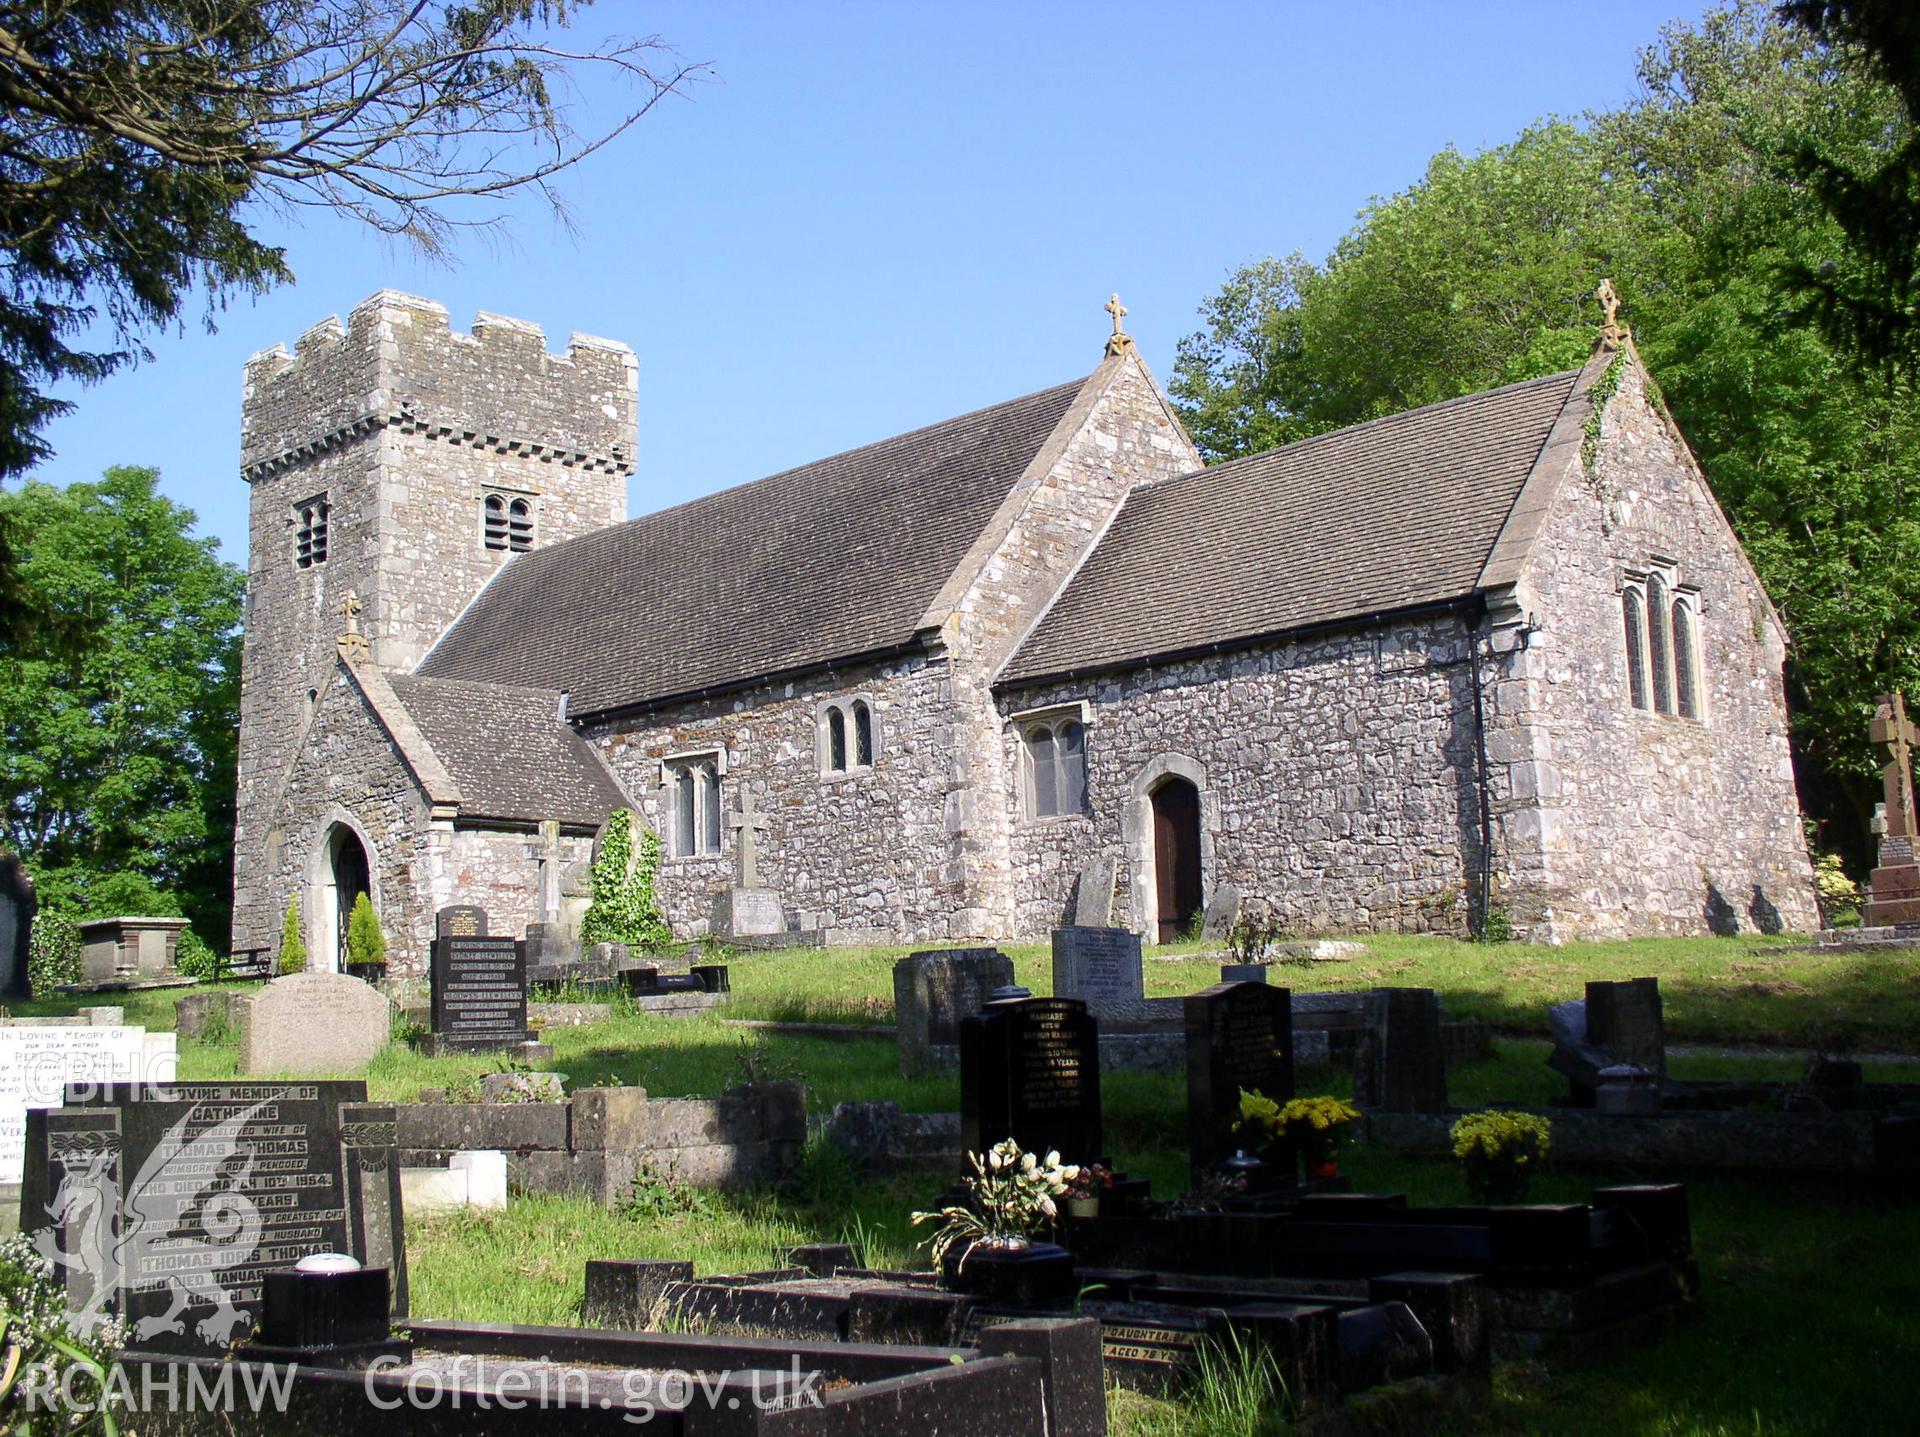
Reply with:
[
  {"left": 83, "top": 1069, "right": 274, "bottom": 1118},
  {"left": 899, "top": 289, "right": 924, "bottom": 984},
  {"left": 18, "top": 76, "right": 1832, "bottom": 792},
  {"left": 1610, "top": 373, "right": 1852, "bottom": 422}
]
[
  {"left": 1137, "top": 368, "right": 1582, "bottom": 497},
  {"left": 512, "top": 373, "right": 1093, "bottom": 572}
]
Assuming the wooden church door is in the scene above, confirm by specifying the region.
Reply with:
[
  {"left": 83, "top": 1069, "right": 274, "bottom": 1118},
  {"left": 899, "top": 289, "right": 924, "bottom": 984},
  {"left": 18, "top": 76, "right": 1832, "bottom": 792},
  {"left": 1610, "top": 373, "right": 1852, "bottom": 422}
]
[{"left": 1152, "top": 778, "right": 1203, "bottom": 943}]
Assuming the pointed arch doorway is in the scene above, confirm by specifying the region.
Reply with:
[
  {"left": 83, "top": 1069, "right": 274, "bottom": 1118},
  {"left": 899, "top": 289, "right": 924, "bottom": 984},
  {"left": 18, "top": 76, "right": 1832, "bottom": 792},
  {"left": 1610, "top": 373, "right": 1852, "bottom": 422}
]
[
  {"left": 319, "top": 824, "right": 371, "bottom": 972},
  {"left": 1151, "top": 777, "right": 1204, "bottom": 943}
]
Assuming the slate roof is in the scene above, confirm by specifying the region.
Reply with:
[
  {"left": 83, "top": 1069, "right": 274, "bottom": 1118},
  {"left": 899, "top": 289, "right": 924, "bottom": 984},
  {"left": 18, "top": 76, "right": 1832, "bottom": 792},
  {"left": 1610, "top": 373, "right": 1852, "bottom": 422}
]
[
  {"left": 386, "top": 675, "right": 627, "bottom": 827},
  {"left": 998, "top": 371, "right": 1582, "bottom": 686},
  {"left": 417, "top": 376, "right": 1091, "bottom": 716}
]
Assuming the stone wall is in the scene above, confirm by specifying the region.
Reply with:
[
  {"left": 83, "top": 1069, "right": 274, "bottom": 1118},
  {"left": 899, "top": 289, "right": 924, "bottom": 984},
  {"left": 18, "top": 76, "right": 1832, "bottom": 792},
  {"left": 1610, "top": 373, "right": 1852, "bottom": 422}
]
[
  {"left": 585, "top": 653, "right": 965, "bottom": 940},
  {"left": 996, "top": 615, "right": 1486, "bottom": 939},
  {"left": 233, "top": 293, "right": 635, "bottom": 959},
  {"left": 1489, "top": 357, "right": 1818, "bottom": 938},
  {"left": 936, "top": 354, "right": 1203, "bottom": 935}
]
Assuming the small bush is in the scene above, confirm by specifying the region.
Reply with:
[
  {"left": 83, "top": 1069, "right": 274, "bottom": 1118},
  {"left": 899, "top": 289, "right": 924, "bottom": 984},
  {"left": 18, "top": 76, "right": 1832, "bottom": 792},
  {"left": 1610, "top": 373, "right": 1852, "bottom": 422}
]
[
  {"left": 278, "top": 896, "right": 307, "bottom": 974},
  {"left": 581, "top": 808, "right": 670, "bottom": 950},
  {"left": 26, "top": 909, "right": 81, "bottom": 995},
  {"left": 346, "top": 892, "right": 386, "bottom": 967},
  {"left": 175, "top": 926, "right": 220, "bottom": 979}
]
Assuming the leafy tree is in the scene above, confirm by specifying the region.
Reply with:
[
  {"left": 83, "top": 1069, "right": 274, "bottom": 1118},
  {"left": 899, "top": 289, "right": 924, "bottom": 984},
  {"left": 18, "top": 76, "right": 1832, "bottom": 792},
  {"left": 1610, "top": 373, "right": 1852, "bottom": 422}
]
[
  {"left": 0, "top": 1, "right": 700, "bottom": 486},
  {"left": 1775, "top": 1, "right": 1920, "bottom": 369},
  {"left": 580, "top": 808, "right": 668, "bottom": 950},
  {"left": 278, "top": 895, "right": 306, "bottom": 974},
  {"left": 345, "top": 892, "right": 386, "bottom": 968},
  {"left": 1171, "top": 0, "right": 1919, "bottom": 864},
  {"left": 0, "top": 466, "right": 242, "bottom": 937}
]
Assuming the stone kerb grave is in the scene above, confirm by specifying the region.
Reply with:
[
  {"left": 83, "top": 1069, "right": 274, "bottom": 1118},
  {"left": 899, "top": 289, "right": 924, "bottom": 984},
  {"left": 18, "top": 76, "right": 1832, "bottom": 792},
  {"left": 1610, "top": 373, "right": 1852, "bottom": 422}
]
[
  {"left": 236, "top": 970, "right": 394, "bottom": 1076},
  {"left": 1185, "top": 981, "right": 1294, "bottom": 1185},
  {"left": 427, "top": 905, "right": 547, "bottom": 1058},
  {"left": 21, "top": 1078, "right": 404, "bottom": 1354},
  {"left": 893, "top": 947, "right": 1015, "bottom": 1076},
  {"left": 960, "top": 996, "right": 1102, "bottom": 1165},
  {"left": 0, "top": 1012, "right": 177, "bottom": 1188}
]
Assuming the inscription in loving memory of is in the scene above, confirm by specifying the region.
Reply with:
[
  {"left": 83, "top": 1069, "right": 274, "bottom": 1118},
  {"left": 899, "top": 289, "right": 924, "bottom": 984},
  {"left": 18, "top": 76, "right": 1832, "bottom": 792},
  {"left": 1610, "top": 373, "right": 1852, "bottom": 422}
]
[{"left": 435, "top": 936, "right": 526, "bottom": 1037}]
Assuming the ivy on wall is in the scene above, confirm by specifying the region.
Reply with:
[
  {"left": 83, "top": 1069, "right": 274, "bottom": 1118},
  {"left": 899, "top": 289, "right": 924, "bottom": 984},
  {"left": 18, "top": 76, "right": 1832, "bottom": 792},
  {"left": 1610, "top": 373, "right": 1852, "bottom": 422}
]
[{"left": 580, "top": 808, "right": 670, "bottom": 950}]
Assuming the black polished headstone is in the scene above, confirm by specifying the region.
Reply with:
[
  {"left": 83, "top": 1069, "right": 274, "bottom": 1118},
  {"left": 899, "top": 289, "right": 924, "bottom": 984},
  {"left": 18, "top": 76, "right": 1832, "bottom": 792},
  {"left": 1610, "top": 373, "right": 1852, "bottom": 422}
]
[
  {"left": 434, "top": 905, "right": 487, "bottom": 940},
  {"left": 1355, "top": 988, "right": 1448, "bottom": 1113},
  {"left": 1585, "top": 977, "right": 1666, "bottom": 1075},
  {"left": 20, "top": 1080, "right": 405, "bottom": 1355},
  {"left": 429, "top": 931, "right": 530, "bottom": 1048},
  {"left": 1185, "top": 982, "right": 1294, "bottom": 1183},
  {"left": 960, "top": 997, "right": 1102, "bottom": 1164}
]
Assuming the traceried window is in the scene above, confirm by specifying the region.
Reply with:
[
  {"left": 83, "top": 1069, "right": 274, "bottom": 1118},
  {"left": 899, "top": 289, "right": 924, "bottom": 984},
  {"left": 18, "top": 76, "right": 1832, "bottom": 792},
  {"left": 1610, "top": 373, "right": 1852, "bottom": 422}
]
[
  {"left": 1621, "top": 571, "right": 1704, "bottom": 721},
  {"left": 1672, "top": 598, "right": 1701, "bottom": 719},
  {"left": 1024, "top": 719, "right": 1088, "bottom": 818},
  {"left": 666, "top": 755, "right": 722, "bottom": 856},
  {"left": 484, "top": 494, "right": 534, "bottom": 552},
  {"left": 1621, "top": 587, "right": 1650, "bottom": 712},
  {"left": 295, "top": 496, "right": 329, "bottom": 568},
  {"left": 1646, "top": 572, "right": 1675, "bottom": 715},
  {"left": 820, "top": 699, "right": 877, "bottom": 774}
]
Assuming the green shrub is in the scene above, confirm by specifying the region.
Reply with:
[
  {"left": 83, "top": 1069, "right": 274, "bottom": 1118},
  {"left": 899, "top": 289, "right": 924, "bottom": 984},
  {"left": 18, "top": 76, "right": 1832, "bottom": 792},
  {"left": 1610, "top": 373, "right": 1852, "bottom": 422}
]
[
  {"left": 580, "top": 808, "right": 670, "bottom": 950},
  {"left": 26, "top": 909, "right": 81, "bottom": 995},
  {"left": 175, "top": 926, "right": 220, "bottom": 979},
  {"left": 346, "top": 892, "right": 387, "bottom": 967},
  {"left": 278, "top": 896, "right": 308, "bottom": 974}
]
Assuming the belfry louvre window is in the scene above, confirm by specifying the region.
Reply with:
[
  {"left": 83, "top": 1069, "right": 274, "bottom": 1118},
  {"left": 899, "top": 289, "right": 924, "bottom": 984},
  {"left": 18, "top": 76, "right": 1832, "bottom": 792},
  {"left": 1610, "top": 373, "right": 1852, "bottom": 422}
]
[
  {"left": 1025, "top": 719, "right": 1088, "bottom": 818},
  {"left": 821, "top": 699, "right": 877, "bottom": 773},
  {"left": 1622, "top": 571, "right": 1704, "bottom": 720},
  {"left": 667, "top": 755, "right": 722, "bottom": 857},
  {"left": 484, "top": 495, "right": 534, "bottom": 552},
  {"left": 294, "top": 497, "right": 329, "bottom": 568}
]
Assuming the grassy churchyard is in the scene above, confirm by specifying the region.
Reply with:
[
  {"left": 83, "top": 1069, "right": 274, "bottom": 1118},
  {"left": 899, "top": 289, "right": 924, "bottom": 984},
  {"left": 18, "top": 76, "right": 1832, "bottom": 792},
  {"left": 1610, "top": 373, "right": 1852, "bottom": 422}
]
[{"left": 17, "top": 932, "right": 1918, "bottom": 1435}]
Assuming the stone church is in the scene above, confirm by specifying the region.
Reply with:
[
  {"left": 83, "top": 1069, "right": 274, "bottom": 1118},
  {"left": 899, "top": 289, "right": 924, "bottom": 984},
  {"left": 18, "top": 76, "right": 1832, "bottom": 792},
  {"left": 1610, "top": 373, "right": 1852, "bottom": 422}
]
[{"left": 231, "top": 289, "right": 1818, "bottom": 973}]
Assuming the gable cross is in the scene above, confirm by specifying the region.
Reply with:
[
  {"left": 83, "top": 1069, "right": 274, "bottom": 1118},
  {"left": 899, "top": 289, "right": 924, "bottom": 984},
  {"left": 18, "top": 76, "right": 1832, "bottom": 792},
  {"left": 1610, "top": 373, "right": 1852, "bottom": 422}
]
[
  {"left": 336, "top": 588, "right": 371, "bottom": 664},
  {"left": 728, "top": 790, "right": 772, "bottom": 891},
  {"left": 1871, "top": 692, "right": 1919, "bottom": 841},
  {"left": 1596, "top": 278, "right": 1630, "bottom": 346},
  {"left": 1104, "top": 292, "right": 1134, "bottom": 357}
]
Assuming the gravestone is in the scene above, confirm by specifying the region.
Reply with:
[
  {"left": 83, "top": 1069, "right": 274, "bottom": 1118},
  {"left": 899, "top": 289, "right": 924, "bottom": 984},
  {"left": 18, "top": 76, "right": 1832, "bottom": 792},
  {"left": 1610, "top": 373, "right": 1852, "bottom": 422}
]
[
  {"left": 1050, "top": 927, "right": 1145, "bottom": 1023},
  {"left": 718, "top": 792, "right": 783, "bottom": 937},
  {"left": 21, "top": 1079, "right": 405, "bottom": 1353},
  {"left": 1067, "top": 857, "right": 1117, "bottom": 928},
  {"left": 0, "top": 1022, "right": 178, "bottom": 1183},
  {"left": 1865, "top": 693, "right": 1920, "bottom": 925},
  {"left": 1185, "top": 982, "right": 1294, "bottom": 1183},
  {"left": 1355, "top": 988, "right": 1448, "bottom": 1113},
  {"left": 894, "top": 948, "right": 1016, "bottom": 1076},
  {"left": 1584, "top": 977, "right": 1666, "bottom": 1075},
  {"left": 960, "top": 996, "right": 1102, "bottom": 1164},
  {"left": 1201, "top": 883, "right": 1243, "bottom": 940},
  {"left": 237, "top": 971, "right": 393, "bottom": 1076},
  {"left": 0, "top": 852, "right": 33, "bottom": 998},
  {"left": 429, "top": 908, "right": 535, "bottom": 1053}
]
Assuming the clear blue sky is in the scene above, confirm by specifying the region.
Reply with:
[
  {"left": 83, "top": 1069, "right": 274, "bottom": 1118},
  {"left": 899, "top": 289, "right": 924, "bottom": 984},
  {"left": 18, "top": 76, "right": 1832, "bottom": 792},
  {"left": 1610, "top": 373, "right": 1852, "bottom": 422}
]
[{"left": 32, "top": 0, "right": 1711, "bottom": 567}]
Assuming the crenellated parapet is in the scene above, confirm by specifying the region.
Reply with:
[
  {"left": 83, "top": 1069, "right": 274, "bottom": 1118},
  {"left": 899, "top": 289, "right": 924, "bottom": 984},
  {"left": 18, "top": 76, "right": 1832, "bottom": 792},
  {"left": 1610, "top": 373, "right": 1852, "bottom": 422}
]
[{"left": 241, "top": 290, "right": 637, "bottom": 481}]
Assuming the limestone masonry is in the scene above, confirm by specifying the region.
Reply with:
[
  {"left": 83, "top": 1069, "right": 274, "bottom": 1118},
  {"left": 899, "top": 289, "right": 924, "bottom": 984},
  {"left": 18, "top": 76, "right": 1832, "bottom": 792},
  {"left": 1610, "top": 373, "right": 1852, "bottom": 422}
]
[{"left": 233, "top": 293, "right": 1818, "bottom": 972}]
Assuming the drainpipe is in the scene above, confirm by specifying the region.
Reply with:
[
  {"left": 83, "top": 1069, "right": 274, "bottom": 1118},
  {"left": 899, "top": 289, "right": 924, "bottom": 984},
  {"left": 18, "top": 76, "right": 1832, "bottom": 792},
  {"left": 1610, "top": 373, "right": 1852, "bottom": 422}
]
[{"left": 1467, "top": 602, "right": 1495, "bottom": 939}]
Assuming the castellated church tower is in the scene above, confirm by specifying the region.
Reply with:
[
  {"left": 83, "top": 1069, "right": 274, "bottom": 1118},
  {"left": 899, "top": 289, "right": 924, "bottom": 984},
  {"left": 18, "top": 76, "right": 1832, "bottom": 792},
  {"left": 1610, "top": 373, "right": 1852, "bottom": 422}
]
[{"left": 232, "top": 291, "right": 635, "bottom": 962}]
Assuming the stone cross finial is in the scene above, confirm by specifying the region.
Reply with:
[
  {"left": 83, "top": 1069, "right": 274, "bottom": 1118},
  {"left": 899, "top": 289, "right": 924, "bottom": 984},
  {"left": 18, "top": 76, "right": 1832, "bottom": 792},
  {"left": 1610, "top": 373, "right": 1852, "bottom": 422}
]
[
  {"left": 1871, "top": 692, "right": 1918, "bottom": 842},
  {"left": 728, "top": 790, "right": 772, "bottom": 891},
  {"left": 1596, "top": 278, "right": 1630, "bottom": 346},
  {"left": 336, "top": 588, "right": 371, "bottom": 664},
  {"left": 1104, "top": 293, "right": 1135, "bottom": 357}
]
